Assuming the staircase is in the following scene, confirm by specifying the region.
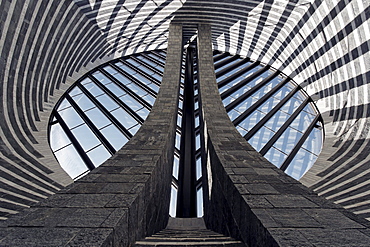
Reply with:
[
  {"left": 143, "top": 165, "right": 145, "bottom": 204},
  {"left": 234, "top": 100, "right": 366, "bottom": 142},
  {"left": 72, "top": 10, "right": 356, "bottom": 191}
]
[{"left": 134, "top": 218, "right": 247, "bottom": 246}]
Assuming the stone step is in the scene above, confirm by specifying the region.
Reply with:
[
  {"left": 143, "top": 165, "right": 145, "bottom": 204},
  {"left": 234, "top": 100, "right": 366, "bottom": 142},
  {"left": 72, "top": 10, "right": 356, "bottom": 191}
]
[
  {"left": 135, "top": 240, "right": 246, "bottom": 246},
  {"left": 134, "top": 218, "right": 247, "bottom": 247}
]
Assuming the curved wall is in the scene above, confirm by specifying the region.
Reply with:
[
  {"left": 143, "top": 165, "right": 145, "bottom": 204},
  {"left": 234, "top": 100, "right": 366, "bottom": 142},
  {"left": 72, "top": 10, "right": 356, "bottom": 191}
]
[{"left": 0, "top": 0, "right": 369, "bottom": 220}]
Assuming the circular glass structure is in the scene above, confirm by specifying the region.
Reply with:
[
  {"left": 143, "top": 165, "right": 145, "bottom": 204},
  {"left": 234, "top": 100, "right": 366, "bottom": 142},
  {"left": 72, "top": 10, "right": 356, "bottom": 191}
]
[
  {"left": 48, "top": 50, "right": 166, "bottom": 180},
  {"left": 213, "top": 51, "right": 324, "bottom": 180}
]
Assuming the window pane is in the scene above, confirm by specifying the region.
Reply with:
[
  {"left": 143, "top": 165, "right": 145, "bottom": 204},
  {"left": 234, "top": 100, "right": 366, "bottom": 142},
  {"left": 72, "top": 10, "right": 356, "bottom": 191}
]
[
  {"left": 111, "top": 108, "right": 138, "bottom": 129},
  {"left": 73, "top": 94, "right": 95, "bottom": 111},
  {"left": 290, "top": 109, "right": 315, "bottom": 133},
  {"left": 196, "top": 158, "right": 202, "bottom": 180},
  {"left": 100, "top": 124, "right": 128, "bottom": 151},
  {"left": 57, "top": 99, "right": 71, "bottom": 111},
  {"left": 71, "top": 124, "right": 101, "bottom": 151},
  {"left": 105, "top": 83, "right": 126, "bottom": 97},
  {"left": 87, "top": 145, "right": 111, "bottom": 168},
  {"left": 50, "top": 124, "right": 70, "bottom": 151},
  {"left": 285, "top": 148, "right": 318, "bottom": 180},
  {"left": 169, "top": 185, "right": 178, "bottom": 217},
  {"left": 84, "top": 107, "right": 111, "bottom": 129},
  {"left": 197, "top": 187, "right": 204, "bottom": 217},
  {"left": 280, "top": 93, "right": 303, "bottom": 114},
  {"left": 92, "top": 71, "right": 111, "bottom": 85},
  {"left": 54, "top": 145, "right": 88, "bottom": 180},
  {"left": 83, "top": 82, "right": 104, "bottom": 96},
  {"left": 302, "top": 127, "right": 323, "bottom": 156},
  {"left": 273, "top": 127, "right": 303, "bottom": 155},
  {"left": 238, "top": 110, "right": 265, "bottom": 131},
  {"left": 264, "top": 147, "right": 287, "bottom": 168},
  {"left": 249, "top": 127, "right": 275, "bottom": 152},
  {"left": 264, "top": 110, "right": 290, "bottom": 131},
  {"left": 58, "top": 107, "right": 84, "bottom": 129},
  {"left": 173, "top": 155, "right": 180, "bottom": 179},
  {"left": 97, "top": 94, "right": 119, "bottom": 111},
  {"left": 120, "top": 94, "right": 142, "bottom": 111}
]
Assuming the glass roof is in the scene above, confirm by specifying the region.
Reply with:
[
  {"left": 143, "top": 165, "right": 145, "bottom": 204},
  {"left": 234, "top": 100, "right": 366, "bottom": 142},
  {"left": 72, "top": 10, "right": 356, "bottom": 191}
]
[
  {"left": 214, "top": 51, "right": 324, "bottom": 180},
  {"left": 49, "top": 50, "right": 166, "bottom": 180}
]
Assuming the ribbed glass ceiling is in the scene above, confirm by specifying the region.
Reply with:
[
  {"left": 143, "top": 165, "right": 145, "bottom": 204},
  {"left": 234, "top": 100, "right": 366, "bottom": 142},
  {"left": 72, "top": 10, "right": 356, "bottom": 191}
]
[
  {"left": 49, "top": 50, "right": 166, "bottom": 180},
  {"left": 214, "top": 51, "right": 324, "bottom": 180},
  {"left": 48, "top": 49, "right": 323, "bottom": 217}
]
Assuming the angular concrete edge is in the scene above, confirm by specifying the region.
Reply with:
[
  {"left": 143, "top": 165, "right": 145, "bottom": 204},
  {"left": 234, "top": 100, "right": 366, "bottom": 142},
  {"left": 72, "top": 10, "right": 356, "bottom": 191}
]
[
  {"left": 0, "top": 23, "right": 183, "bottom": 247},
  {"left": 197, "top": 23, "right": 370, "bottom": 247}
]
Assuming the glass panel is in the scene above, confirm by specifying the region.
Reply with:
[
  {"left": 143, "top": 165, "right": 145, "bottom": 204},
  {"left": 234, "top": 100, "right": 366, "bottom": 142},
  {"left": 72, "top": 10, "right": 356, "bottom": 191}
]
[
  {"left": 128, "top": 124, "right": 140, "bottom": 135},
  {"left": 58, "top": 107, "right": 84, "bottom": 129},
  {"left": 294, "top": 90, "right": 306, "bottom": 101},
  {"left": 81, "top": 78, "right": 92, "bottom": 85},
  {"left": 69, "top": 87, "right": 82, "bottom": 97},
  {"left": 195, "top": 134, "right": 201, "bottom": 150},
  {"left": 87, "top": 144, "right": 111, "bottom": 168},
  {"left": 280, "top": 92, "right": 303, "bottom": 114},
  {"left": 143, "top": 95, "right": 155, "bottom": 106},
  {"left": 236, "top": 126, "right": 248, "bottom": 136},
  {"left": 105, "top": 83, "right": 126, "bottom": 97},
  {"left": 237, "top": 110, "right": 265, "bottom": 131},
  {"left": 50, "top": 123, "right": 70, "bottom": 151},
  {"left": 116, "top": 63, "right": 137, "bottom": 75},
  {"left": 132, "top": 73, "right": 150, "bottom": 84},
  {"left": 71, "top": 124, "right": 101, "bottom": 151},
  {"left": 175, "top": 132, "right": 181, "bottom": 150},
  {"left": 267, "top": 73, "right": 283, "bottom": 87},
  {"left": 172, "top": 155, "right": 179, "bottom": 179},
  {"left": 195, "top": 115, "right": 200, "bottom": 128},
  {"left": 126, "top": 58, "right": 142, "bottom": 68},
  {"left": 169, "top": 185, "right": 178, "bottom": 217},
  {"left": 249, "top": 127, "right": 275, "bottom": 152},
  {"left": 136, "top": 108, "right": 150, "bottom": 120},
  {"left": 273, "top": 127, "right": 303, "bottom": 155},
  {"left": 289, "top": 108, "right": 315, "bottom": 133},
  {"left": 147, "top": 83, "right": 160, "bottom": 92},
  {"left": 100, "top": 124, "right": 128, "bottom": 150},
  {"left": 97, "top": 94, "right": 119, "bottom": 111},
  {"left": 177, "top": 114, "right": 182, "bottom": 127},
  {"left": 264, "top": 110, "right": 290, "bottom": 131},
  {"left": 57, "top": 99, "right": 71, "bottom": 111},
  {"left": 273, "top": 84, "right": 294, "bottom": 100},
  {"left": 234, "top": 97, "right": 256, "bottom": 113},
  {"left": 302, "top": 127, "right": 323, "bottom": 156},
  {"left": 303, "top": 103, "right": 317, "bottom": 115},
  {"left": 196, "top": 158, "right": 202, "bottom": 180},
  {"left": 285, "top": 148, "right": 318, "bottom": 180},
  {"left": 73, "top": 94, "right": 95, "bottom": 111},
  {"left": 120, "top": 94, "right": 142, "bottom": 111},
  {"left": 126, "top": 83, "right": 148, "bottom": 97},
  {"left": 111, "top": 108, "right": 138, "bottom": 129},
  {"left": 103, "top": 65, "right": 119, "bottom": 75},
  {"left": 111, "top": 73, "right": 131, "bottom": 85},
  {"left": 197, "top": 187, "right": 203, "bottom": 217},
  {"left": 84, "top": 108, "right": 111, "bottom": 129},
  {"left": 54, "top": 144, "right": 88, "bottom": 180},
  {"left": 92, "top": 71, "right": 111, "bottom": 85},
  {"left": 228, "top": 109, "right": 240, "bottom": 121},
  {"left": 264, "top": 147, "right": 287, "bottom": 168},
  {"left": 230, "top": 86, "right": 251, "bottom": 99},
  {"left": 83, "top": 82, "right": 104, "bottom": 96},
  {"left": 258, "top": 97, "right": 280, "bottom": 114}
]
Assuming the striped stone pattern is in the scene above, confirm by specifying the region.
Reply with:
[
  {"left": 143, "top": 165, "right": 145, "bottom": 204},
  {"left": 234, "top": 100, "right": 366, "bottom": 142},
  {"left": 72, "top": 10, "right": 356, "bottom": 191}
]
[{"left": 0, "top": 0, "right": 369, "bottom": 222}]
